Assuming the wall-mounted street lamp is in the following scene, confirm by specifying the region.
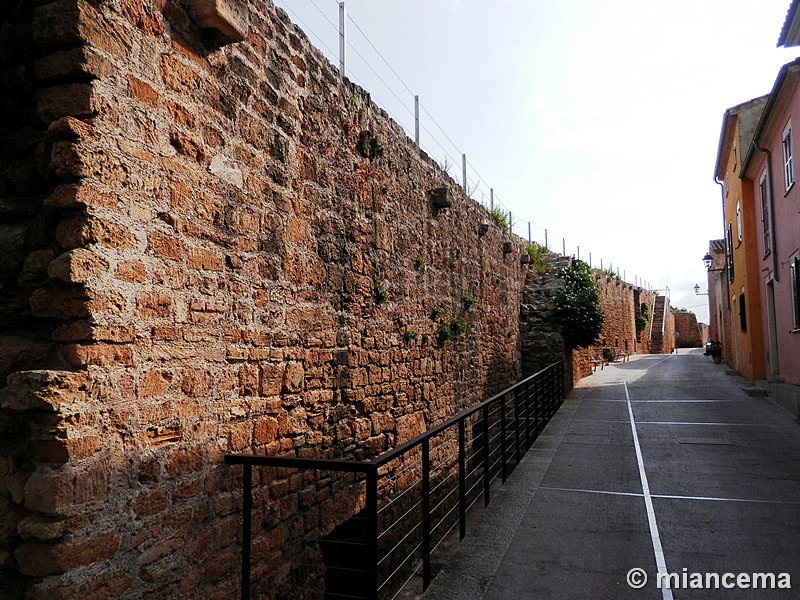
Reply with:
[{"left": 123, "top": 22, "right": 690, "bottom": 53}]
[
  {"left": 702, "top": 252, "right": 726, "bottom": 273},
  {"left": 696, "top": 252, "right": 726, "bottom": 295}
]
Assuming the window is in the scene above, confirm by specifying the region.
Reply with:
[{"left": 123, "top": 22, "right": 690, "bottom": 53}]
[
  {"left": 726, "top": 223, "right": 735, "bottom": 283},
  {"left": 739, "top": 291, "right": 747, "bottom": 332},
  {"left": 792, "top": 256, "right": 800, "bottom": 330},
  {"left": 735, "top": 201, "right": 742, "bottom": 243},
  {"left": 760, "top": 170, "right": 771, "bottom": 255},
  {"left": 783, "top": 121, "right": 794, "bottom": 189}
]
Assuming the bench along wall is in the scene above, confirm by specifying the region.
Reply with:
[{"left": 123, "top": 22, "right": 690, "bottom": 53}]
[{"left": 0, "top": 1, "right": 531, "bottom": 598}]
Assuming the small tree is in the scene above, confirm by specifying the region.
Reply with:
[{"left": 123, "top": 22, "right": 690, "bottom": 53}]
[{"left": 554, "top": 258, "right": 604, "bottom": 351}]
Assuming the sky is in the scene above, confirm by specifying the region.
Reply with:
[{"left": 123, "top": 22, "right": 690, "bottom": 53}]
[{"left": 272, "top": 0, "right": 800, "bottom": 324}]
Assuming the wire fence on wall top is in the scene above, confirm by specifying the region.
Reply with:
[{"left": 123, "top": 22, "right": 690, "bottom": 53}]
[{"left": 272, "top": 0, "right": 657, "bottom": 292}]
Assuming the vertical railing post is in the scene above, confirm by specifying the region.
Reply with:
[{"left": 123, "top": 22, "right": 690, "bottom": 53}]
[
  {"left": 490, "top": 188, "right": 494, "bottom": 210},
  {"left": 338, "top": 2, "right": 346, "bottom": 77},
  {"left": 525, "top": 379, "right": 532, "bottom": 448},
  {"left": 422, "top": 438, "right": 431, "bottom": 590},
  {"left": 241, "top": 463, "right": 252, "bottom": 600},
  {"left": 482, "top": 404, "right": 490, "bottom": 507},
  {"left": 500, "top": 393, "right": 507, "bottom": 484},
  {"left": 514, "top": 387, "right": 521, "bottom": 465},
  {"left": 366, "top": 467, "right": 378, "bottom": 600},
  {"left": 458, "top": 418, "right": 466, "bottom": 541},
  {"left": 462, "top": 154, "right": 467, "bottom": 193}
]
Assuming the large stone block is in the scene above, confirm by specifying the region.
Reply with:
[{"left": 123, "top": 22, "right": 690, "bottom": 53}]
[{"left": 187, "top": 0, "right": 249, "bottom": 44}]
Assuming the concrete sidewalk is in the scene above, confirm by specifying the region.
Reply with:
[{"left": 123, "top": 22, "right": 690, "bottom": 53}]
[{"left": 421, "top": 350, "right": 800, "bottom": 599}]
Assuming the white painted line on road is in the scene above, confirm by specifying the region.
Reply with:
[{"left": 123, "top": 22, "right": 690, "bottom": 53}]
[
  {"left": 652, "top": 493, "right": 800, "bottom": 505},
  {"left": 538, "top": 487, "right": 800, "bottom": 506},
  {"left": 625, "top": 381, "right": 674, "bottom": 600},
  {"left": 636, "top": 421, "right": 772, "bottom": 426},
  {"left": 538, "top": 485, "right": 643, "bottom": 498}
]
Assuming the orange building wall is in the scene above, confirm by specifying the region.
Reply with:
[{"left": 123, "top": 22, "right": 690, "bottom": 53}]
[{"left": 720, "top": 112, "right": 767, "bottom": 382}]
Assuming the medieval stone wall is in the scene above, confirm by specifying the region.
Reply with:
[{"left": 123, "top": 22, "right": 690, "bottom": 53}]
[
  {"left": 520, "top": 265, "right": 658, "bottom": 385},
  {"left": 674, "top": 311, "right": 703, "bottom": 348},
  {"left": 0, "top": 1, "right": 530, "bottom": 598}
]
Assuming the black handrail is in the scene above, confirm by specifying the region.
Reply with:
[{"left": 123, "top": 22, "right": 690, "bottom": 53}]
[{"left": 225, "top": 360, "right": 565, "bottom": 600}]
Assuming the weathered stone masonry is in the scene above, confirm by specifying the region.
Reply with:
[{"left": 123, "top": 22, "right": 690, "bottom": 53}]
[
  {"left": 0, "top": 1, "right": 681, "bottom": 598},
  {"left": 0, "top": 1, "right": 532, "bottom": 598}
]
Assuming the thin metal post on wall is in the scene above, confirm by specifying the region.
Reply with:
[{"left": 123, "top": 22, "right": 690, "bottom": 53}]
[
  {"left": 490, "top": 188, "right": 494, "bottom": 210},
  {"left": 577, "top": 246, "right": 580, "bottom": 261},
  {"left": 544, "top": 229, "right": 548, "bottom": 249},
  {"left": 414, "top": 95, "right": 420, "bottom": 147},
  {"left": 528, "top": 222, "right": 531, "bottom": 244},
  {"left": 462, "top": 154, "right": 467, "bottom": 192},
  {"left": 562, "top": 238, "right": 566, "bottom": 257},
  {"left": 339, "top": 2, "right": 347, "bottom": 77}
]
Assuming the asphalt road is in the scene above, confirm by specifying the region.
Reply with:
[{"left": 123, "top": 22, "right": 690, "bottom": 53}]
[{"left": 422, "top": 349, "right": 800, "bottom": 599}]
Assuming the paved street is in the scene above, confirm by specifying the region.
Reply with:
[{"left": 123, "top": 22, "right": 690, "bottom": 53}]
[{"left": 422, "top": 350, "right": 800, "bottom": 599}]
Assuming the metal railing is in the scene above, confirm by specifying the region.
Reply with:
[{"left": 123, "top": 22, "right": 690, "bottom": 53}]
[{"left": 225, "top": 360, "right": 565, "bottom": 599}]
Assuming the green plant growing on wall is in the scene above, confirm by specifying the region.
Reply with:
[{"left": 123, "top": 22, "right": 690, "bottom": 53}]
[
  {"left": 430, "top": 306, "right": 443, "bottom": 321},
  {"left": 403, "top": 330, "right": 418, "bottom": 343},
  {"left": 449, "top": 315, "right": 467, "bottom": 337},
  {"left": 437, "top": 321, "right": 453, "bottom": 345},
  {"left": 437, "top": 316, "right": 467, "bottom": 345},
  {"left": 525, "top": 243, "right": 553, "bottom": 275},
  {"left": 488, "top": 206, "right": 509, "bottom": 230},
  {"left": 554, "top": 258, "right": 604, "bottom": 351},
  {"left": 462, "top": 294, "right": 475, "bottom": 310},
  {"left": 636, "top": 302, "right": 650, "bottom": 332},
  {"left": 374, "top": 278, "right": 388, "bottom": 305},
  {"left": 598, "top": 267, "right": 621, "bottom": 282},
  {"left": 440, "top": 157, "right": 453, "bottom": 178}
]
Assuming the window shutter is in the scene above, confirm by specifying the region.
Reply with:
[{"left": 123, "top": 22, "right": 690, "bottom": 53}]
[
  {"left": 739, "top": 293, "right": 747, "bottom": 332},
  {"left": 792, "top": 258, "right": 800, "bottom": 330}
]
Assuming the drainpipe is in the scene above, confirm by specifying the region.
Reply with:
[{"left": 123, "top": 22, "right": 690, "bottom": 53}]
[
  {"left": 754, "top": 144, "right": 780, "bottom": 281},
  {"left": 713, "top": 177, "right": 732, "bottom": 358}
]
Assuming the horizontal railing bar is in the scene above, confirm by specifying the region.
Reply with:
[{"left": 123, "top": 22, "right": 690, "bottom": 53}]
[
  {"left": 377, "top": 499, "right": 422, "bottom": 540},
  {"left": 378, "top": 478, "right": 421, "bottom": 511},
  {"left": 314, "top": 538, "right": 367, "bottom": 547},
  {"left": 431, "top": 501, "right": 459, "bottom": 536},
  {"left": 378, "top": 523, "right": 422, "bottom": 565},
  {"left": 324, "top": 592, "right": 368, "bottom": 600},
  {"left": 224, "top": 454, "right": 373, "bottom": 472},
  {"left": 324, "top": 566, "right": 368, "bottom": 574},
  {"left": 377, "top": 545, "right": 422, "bottom": 593}
]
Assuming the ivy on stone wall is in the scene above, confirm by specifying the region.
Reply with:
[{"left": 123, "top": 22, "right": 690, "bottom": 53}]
[{"left": 554, "top": 258, "right": 604, "bottom": 350}]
